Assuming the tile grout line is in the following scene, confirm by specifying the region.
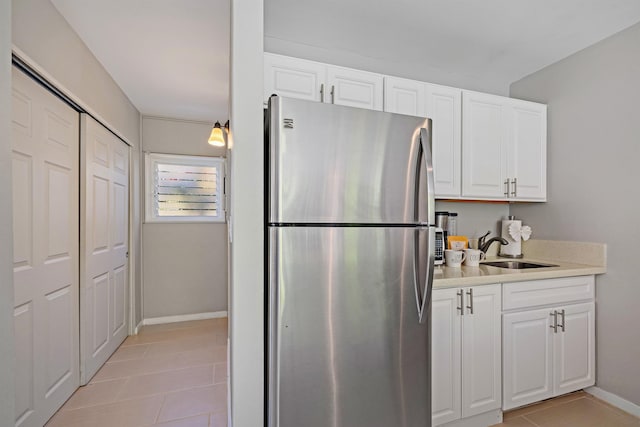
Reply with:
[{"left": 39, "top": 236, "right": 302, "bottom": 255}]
[
  {"left": 90, "top": 359, "right": 225, "bottom": 384},
  {"left": 154, "top": 392, "right": 168, "bottom": 424},
  {"left": 521, "top": 414, "right": 542, "bottom": 426}
]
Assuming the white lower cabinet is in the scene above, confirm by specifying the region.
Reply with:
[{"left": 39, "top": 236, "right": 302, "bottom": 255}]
[
  {"left": 502, "top": 277, "right": 595, "bottom": 410},
  {"left": 432, "top": 284, "right": 502, "bottom": 426}
]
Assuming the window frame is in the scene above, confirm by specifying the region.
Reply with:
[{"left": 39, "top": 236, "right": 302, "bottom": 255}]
[{"left": 144, "top": 152, "right": 225, "bottom": 224}]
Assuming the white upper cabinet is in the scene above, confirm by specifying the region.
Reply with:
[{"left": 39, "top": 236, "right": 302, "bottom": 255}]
[
  {"left": 462, "top": 90, "right": 547, "bottom": 201},
  {"left": 509, "top": 101, "right": 547, "bottom": 200},
  {"left": 384, "top": 76, "right": 426, "bottom": 116},
  {"left": 264, "top": 53, "right": 326, "bottom": 103},
  {"left": 265, "top": 54, "right": 547, "bottom": 202},
  {"left": 264, "top": 53, "right": 383, "bottom": 111},
  {"left": 462, "top": 91, "right": 510, "bottom": 199},
  {"left": 327, "top": 66, "right": 384, "bottom": 111},
  {"left": 426, "top": 84, "right": 462, "bottom": 198},
  {"left": 384, "top": 77, "right": 461, "bottom": 197}
]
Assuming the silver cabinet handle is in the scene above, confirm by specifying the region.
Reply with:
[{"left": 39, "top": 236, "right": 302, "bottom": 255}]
[
  {"left": 504, "top": 179, "right": 510, "bottom": 197},
  {"left": 511, "top": 178, "right": 517, "bottom": 197},
  {"left": 466, "top": 288, "right": 474, "bottom": 314},
  {"left": 550, "top": 310, "right": 558, "bottom": 333},
  {"left": 558, "top": 309, "right": 565, "bottom": 332},
  {"left": 320, "top": 83, "right": 324, "bottom": 103},
  {"left": 457, "top": 289, "right": 464, "bottom": 316},
  {"left": 330, "top": 85, "right": 335, "bottom": 104}
]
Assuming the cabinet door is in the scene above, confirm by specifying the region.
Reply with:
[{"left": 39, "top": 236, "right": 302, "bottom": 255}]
[
  {"left": 503, "top": 307, "right": 554, "bottom": 410},
  {"left": 509, "top": 100, "right": 547, "bottom": 200},
  {"left": 326, "top": 66, "right": 384, "bottom": 111},
  {"left": 554, "top": 302, "right": 595, "bottom": 395},
  {"left": 462, "top": 284, "right": 502, "bottom": 417},
  {"left": 383, "top": 76, "right": 425, "bottom": 116},
  {"left": 462, "top": 91, "right": 509, "bottom": 199},
  {"left": 264, "top": 53, "right": 326, "bottom": 104},
  {"left": 432, "top": 288, "right": 462, "bottom": 426},
  {"left": 426, "top": 84, "right": 461, "bottom": 198}
]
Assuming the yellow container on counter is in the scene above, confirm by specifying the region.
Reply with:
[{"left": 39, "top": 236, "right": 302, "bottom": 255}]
[{"left": 448, "top": 236, "right": 469, "bottom": 250}]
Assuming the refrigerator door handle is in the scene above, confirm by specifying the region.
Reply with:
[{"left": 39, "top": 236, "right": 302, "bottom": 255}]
[
  {"left": 415, "top": 226, "right": 435, "bottom": 323},
  {"left": 267, "top": 228, "right": 279, "bottom": 427},
  {"left": 417, "top": 124, "right": 435, "bottom": 225}
]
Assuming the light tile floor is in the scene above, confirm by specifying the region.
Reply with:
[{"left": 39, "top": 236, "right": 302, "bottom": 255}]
[
  {"left": 491, "top": 391, "right": 640, "bottom": 427},
  {"left": 46, "top": 322, "right": 640, "bottom": 427},
  {"left": 46, "top": 318, "right": 228, "bottom": 427}
]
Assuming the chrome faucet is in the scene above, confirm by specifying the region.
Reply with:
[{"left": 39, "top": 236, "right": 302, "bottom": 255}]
[{"left": 478, "top": 231, "right": 509, "bottom": 254}]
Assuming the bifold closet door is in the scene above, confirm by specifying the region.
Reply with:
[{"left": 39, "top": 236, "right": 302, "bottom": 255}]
[
  {"left": 80, "top": 114, "right": 130, "bottom": 384},
  {"left": 12, "top": 67, "right": 80, "bottom": 427}
]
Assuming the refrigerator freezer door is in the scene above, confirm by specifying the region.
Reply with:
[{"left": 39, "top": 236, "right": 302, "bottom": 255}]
[
  {"left": 268, "top": 226, "right": 431, "bottom": 427},
  {"left": 268, "top": 96, "right": 432, "bottom": 225}
]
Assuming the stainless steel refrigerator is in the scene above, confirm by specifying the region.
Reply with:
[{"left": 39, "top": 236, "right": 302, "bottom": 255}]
[{"left": 266, "top": 95, "right": 436, "bottom": 427}]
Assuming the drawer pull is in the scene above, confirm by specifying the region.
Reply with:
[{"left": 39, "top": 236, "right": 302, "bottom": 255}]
[
  {"left": 550, "top": 311, "right": 558, "bottom": 333},
  {"left": 558, "top": 309, "right": 565, "bottom": 332},
  {"left": 466, "top": 288, "right": 474, "bottom": 315},
  {"left": 457, "top": 290, "right": 464, "bottom": 316}
]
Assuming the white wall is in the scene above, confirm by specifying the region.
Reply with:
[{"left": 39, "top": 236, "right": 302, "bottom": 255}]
[
  {"left": 510, "top": 22, "right": 640, "bottom": 406},
  {"left": 229, "top": 0, "right": 264, "bottom": 424},
  {"left": 1, "top": 1, "right": 15, "bottom": 425},
  {"left": 12, "top": 0, "right": 143, "bottom": 326},
  {"left": 142, "top": 117, "right": 228, "bottom": 319}
]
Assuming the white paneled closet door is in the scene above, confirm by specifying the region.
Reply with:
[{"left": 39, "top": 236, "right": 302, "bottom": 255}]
[
  {"left": 80, "top": 114, "right": 130, "bottom": 384},
  {"left": 12, "top": 67, "right": 80, "bottom": 427}
]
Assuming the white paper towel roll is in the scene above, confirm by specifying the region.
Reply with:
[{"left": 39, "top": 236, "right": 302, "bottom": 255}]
[{"left": 501, "top": 219, "right": 522, "bottom": 257}]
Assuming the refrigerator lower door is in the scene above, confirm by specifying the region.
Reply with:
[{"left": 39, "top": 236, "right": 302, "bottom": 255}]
[{"left": 268, "top": 226, "right": 431, "bottom": 427}]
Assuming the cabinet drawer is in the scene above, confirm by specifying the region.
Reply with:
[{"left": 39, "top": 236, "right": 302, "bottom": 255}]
[{"left": 503, "top": 276, "right": 594, "bottom": 310}]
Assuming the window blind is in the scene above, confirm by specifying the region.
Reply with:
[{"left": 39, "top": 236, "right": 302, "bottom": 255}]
[{"left": 146, "top": 153, "right": 225, "bottom": 223}]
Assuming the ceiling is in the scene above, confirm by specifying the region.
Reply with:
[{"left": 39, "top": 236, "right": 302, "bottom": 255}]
[
  {"left": 52, "top": 0, "right": 640, "bottom": 121},
  {"left": 51, "top": 0, "right": 230, "bottom": 122}
]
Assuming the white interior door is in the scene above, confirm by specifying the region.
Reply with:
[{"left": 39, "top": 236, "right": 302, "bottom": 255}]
[
  {"left": 12, "top": 67, "right": 80, "bottom": 427},
  {"left": 80, "top": 114, "right": 130, "bottom": 384}
]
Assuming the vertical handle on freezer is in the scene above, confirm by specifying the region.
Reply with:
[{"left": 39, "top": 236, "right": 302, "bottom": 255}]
[
  {"left": 414, "top": 227, "right": 435, "bottom": 324},
  {"left": 417, "top": 125, "right": 435, "bottom": 225},
  {"left": 267, "top": 228, "right": 279, "bottom": 427}
]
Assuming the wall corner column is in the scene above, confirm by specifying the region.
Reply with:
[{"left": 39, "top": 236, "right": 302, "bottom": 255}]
[{"left": 228, "top": 0, "right": 264, "bottom": 425}]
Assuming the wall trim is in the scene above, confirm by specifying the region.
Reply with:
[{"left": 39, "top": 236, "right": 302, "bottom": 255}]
[
  {"left": 142, "top": 311, "right": 228, "bottom": 326},
  {"left": 586, "top": 386, "right": 640, "bottom": 417}
]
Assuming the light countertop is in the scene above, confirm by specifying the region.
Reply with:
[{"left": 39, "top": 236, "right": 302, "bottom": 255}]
[{"left": 433, "top": 239, "right": 607, "bottom": 289}]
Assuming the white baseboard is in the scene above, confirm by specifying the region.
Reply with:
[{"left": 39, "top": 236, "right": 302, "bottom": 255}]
[
  {"left": 134, "top": 320, "right": 144, "bottom": 334},
  {"left": 142, "top": 311, "right": 228, "bottom": 326},
  {"left": 586, "top": 386, "right": 640, "bottom": 417},
  {"left": 438, "top": 409, "right": 502, "bottom": 427}
]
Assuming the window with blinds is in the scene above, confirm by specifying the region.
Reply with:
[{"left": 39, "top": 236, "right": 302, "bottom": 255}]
[{"left": 145, "top": 153, "right": 225, "bottom": 223}]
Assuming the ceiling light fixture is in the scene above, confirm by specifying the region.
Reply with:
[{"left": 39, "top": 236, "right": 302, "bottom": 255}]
[{"left": 208, "top": 120, "right": 229, "bottom": 147}]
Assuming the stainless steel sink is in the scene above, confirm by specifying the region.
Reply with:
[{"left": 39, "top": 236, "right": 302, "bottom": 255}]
[{"left": 481, "top": 261, "right": 558, "bottom": 269}]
